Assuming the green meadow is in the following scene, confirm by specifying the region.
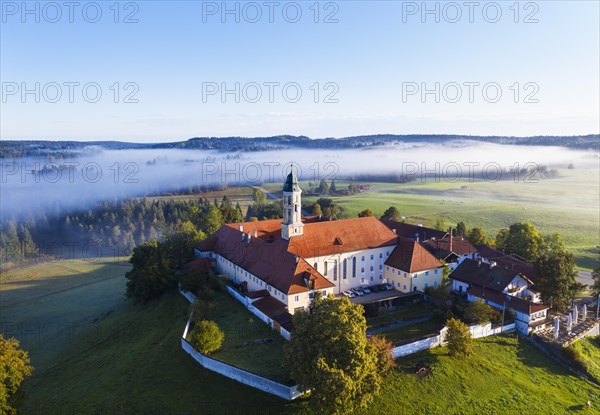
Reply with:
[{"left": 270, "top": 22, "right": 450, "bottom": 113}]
[
  {"left": 281, "top": 168, "right": 600, "bottom": 270},
  {"left": 3, "top": 259, "right": 598, "bottom": 415}
]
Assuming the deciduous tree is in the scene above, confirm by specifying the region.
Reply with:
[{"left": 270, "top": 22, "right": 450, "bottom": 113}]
[
  {"left": 496, "top": 222, "right": 544, "bottom": 261},
  {"left": 445, "top": 318, "right": 473, "bottom": 358},
  {"left": 285, "top": 295, "right": 382, "bottom": 415},
  {"left": 358, "top": 208, "right": 374, "bottom": 218},
  {"left": 190, "top": 320, "right": 224, "bottom": 354},
  {"left": 381, "top": 206, "right": 401, "bottom": 222},
  {"left": 0, "top": 334, "right": 33, "bottom": 415},
  {"left": 535, "top": 244, "right": 579, "bottom": 311}
]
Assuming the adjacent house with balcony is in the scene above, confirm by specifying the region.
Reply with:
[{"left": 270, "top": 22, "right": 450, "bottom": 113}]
[{"left": 449, "top": 258, "right": 548, "bottom": 334}]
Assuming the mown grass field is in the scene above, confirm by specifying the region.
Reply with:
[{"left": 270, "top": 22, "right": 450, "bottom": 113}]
[
  {"left": 352, "top": 334, "right": 600, "bottom": 415},
  {"left": 3, "top": 259, "right": 598, "bottom": 414},
  {"left": 190, "top": 291, "right": 291, "bottom": 384},
  {"left": 572, "top": 335, "right": 600, "bottom": 382},
  {"left": 285, "top": 168, "right": 600, "bottom": 270}
]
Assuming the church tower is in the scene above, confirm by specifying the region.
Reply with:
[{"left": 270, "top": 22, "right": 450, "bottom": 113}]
[{"left": 281, "top": 171, "right": 304, "bottom": 240}]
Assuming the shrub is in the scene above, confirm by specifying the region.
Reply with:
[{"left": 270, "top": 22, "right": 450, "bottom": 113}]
[
  {"left": 369, "top": 335, "right": 396, "bottom": 373},
  {"left": 190, "top": 320, "right": 224, "bottom": 355},
  {"left": 189, "top": 299, "right": 214, "bottom": 322},
  {"left": 445, "top": 318, "right": 473, "bottom": 358},
  {"left": 463, "top": 301, "right": 494, "bottom": 324},
  {"left": 178, "top": 271, "right": 209, "bottom": 295}
]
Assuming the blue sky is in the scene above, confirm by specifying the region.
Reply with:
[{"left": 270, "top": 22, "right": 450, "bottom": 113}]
[{"left": 1, "top": 1, "right": 599, "bottom": 142}]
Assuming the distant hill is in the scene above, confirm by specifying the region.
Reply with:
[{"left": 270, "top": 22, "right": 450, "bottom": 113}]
[{"left": 1, "top": 134, "right": 598, "bottom": 158}]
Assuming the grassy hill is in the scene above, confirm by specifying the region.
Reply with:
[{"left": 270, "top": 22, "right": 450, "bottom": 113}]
[{"left": 3, "top": 259, "right": 599, "bottom": 414}]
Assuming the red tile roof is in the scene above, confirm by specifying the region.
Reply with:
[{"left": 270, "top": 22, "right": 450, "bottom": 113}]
[
  {"left": 181, "top": 258, "right": 212, "bottom": 273},
  {"left": 385, "top": 238, "right": 442, "bottom": 273},
  {"left": 252, "top": 295, "right": 290, "bottom": 320},
  {"left": 380, "top": 219, "right": 446, "bottom": 240},
  {"left": 475, "top": 245, "right": 537, "bottom": 282},
  {"left": 422, "top": 236, "right": 477, "bottom": 259},
  {"left": 287, "top": 217, "right": 399, "bottom": 258},
  {"left": 450, "top": 258, "right": 523, "bottom": 291},
  {"left": 196, "top": 224, "right": 335, "bottom": 295},
  {"left": 467, "top": 286, "right": 547, "bottom": 315},
  {"left": 197, "top": 216, "right": 399, "bottom": 295}
]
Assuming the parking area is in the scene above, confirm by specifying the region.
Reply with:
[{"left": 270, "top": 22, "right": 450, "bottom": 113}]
[{"left": 341, "top": 284, "right": 419, "bottom": 306}]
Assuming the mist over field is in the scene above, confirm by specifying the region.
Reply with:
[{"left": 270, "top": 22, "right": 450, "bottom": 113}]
[{"left": 1, "top": 140, "right": 598, "bottom": 222}]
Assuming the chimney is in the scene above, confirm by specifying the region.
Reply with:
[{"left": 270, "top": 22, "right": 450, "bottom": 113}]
[
  {"left": 392, "top": 229, "right": 397, "bottom": 234},
  {"left": 247, "top": 232, "right": 252, "bottom": 244},
  {"left": 242, "top": 233, "right": 246, "bottom": 241},
  {"left": 238, "top": 224, "right": 243, "bottom": 233},
  {"left": 254, "top": 229, "right": 257, "bottom": 238},
  {"left": 490, "top": 261, "right": 497, "bottom": 268},
  {"left": 477, "top": 260, "right": 482, "bottom": 268},
  {"left": 449, "top": 227, "right": 453, "bottom": 252},
  {"left": 415, "top": 232, "right": 420, "bottom": 243}
]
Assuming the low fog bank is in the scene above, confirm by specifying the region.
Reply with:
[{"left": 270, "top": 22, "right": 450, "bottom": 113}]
[{"left": 1, "top": 140, "right": 598, "bottom": 222}]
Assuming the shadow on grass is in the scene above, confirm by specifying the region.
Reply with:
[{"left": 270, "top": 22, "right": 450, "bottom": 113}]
[
  {"left": 514, "top": 335, "right": 572, "bottom": 377},
  {"left": 395, "top": 348, "right": 440, "bottom": 376}
]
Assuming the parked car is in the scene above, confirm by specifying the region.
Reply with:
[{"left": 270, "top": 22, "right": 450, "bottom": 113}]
[
  {"left": 370, "top": 285, "right": 380, "bottom": 293},
  {"left": 351, "top": 288, "right": 364, "bottom": 296},
  {"left": 385, "top": 283, "right": 394, "bottom": 290},
  {"left": 343, "top": 290, "right": 356, "bottom": 298},
  {"left": 362, "top": 287, "right": 371, "bottom": 294}
]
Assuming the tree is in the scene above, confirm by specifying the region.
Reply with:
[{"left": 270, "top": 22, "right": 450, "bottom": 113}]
[
  {"left": 381, "top": 206, "right": 401, "bottom": 222},
  {"left": 312, "top": 203, "right": 323, "bottom": 216},
  {"left": 358, "top": 208, "right": 374, "bottom": 218},
  {"left": 463, "top": 301, "right": 494, "bottom": 324},
  {"left": 591, "top": 246, "right": 600, "bottom": 297},
  {"left": 201, "top": 204, "right": 224, "bottom": 235},
  {"left": 0, "top": 334, "right": 33, "bottom": 415},
  {"left": 164, "top": 221, "right": 206, "bottom": 267},
  {"left": 433, "top": 218, "right": 446, "bottom": 231},
  {"left": 190, "top": 320, "right": 224, "bottom": 354},
  {"left": 535, "top": 244, "right": 579, "bottom": 311},
  {"left": 125, "top": 240, "right": 175, "bottom": 302},
  {"left": 285, "top": 295, "right": 382, "bottom": 415},
  {"left": 445, "top": 318, "right": 473, "bottom": 358},
  {"left": 369, "top": 335, "right": 396, "bottom": 373},
  {"left": 456, "top": 222, "right": 467, "bottom": 237},
  {"left": 252, "top": 188, "right": 267, "bottom": 206},
  {"left": 466, "top": 227, "right": 487, "bottom": 246},
  {"left": 495, "top": 222, "right": 544, "bottom": 261},
  {"left": 317, "top": 179, "right": 329, "bottom": 195}
]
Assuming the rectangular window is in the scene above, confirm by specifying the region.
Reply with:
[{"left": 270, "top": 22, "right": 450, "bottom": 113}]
[
  {"left": 370, "top": 266, "right": 373, "bottom": 271},
  {"left": 425, "top": 271, "right": 429, "bottom": 276},
  {"left": 434, "top": 269, "right": 438, "bottom": 275},
  {"left": 333, "top": 262, "right": 338, "bottom": 281},
  {"left": 295, "top": 295, "right": 299, "bottom": 302},
  {"left": 362, "top": 256, "right": 365, "bottom": 262},
  {"left": 379, "top": 253, "right": 383, "bottom": 259},
  {"left": 434, "top": 281, "right": 438, "bottom": 288},
  {"left": 352, "top": 257, "right": 357, "bottom": 278},
  {"left": 370, "top": 276, "right": 374, "bottom": 282},
  {"left": 324, "top": 261, "right": 328, "bottom": 276},
  {"left": 361, "top": 278, "right": 366, "bottom": 283},
  {"left": 379, "top": 264, "right": 383, "bottom": 270},
  {"left": 370, "top": 254, "right": 374, "bottom": 260},
  {"left": 361, "top": 267, "right": 365, "bottom": 273},
  {"left": 403, "top": 284, "right": 407, "bottom": 290},
  {"left": 386, "top": 266, "right": 389, "bottom": 271},
  {"left": 343, "top": 259, "right": 347, "bottom": 279},
  {"left": 424, "top": 283, "right": 429, "bottom": 289},
  {"left": 397, "top": 282, "right": 401, "bottom": 287}
]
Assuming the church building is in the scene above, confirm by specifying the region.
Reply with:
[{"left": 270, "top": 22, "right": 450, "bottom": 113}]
[{"left": 195, "top": 172, "right": 445, "bottom": 318}]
